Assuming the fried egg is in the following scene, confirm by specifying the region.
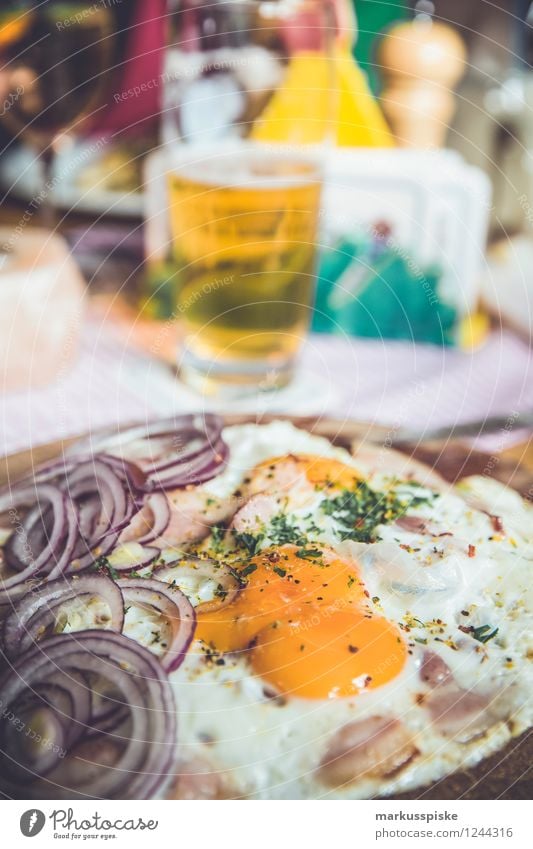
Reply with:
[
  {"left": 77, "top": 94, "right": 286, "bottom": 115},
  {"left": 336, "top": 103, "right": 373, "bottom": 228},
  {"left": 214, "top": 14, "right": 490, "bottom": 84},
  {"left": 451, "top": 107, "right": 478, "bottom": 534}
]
[{"left": 137, "top": 421, "right": 532, "bottom": 799}]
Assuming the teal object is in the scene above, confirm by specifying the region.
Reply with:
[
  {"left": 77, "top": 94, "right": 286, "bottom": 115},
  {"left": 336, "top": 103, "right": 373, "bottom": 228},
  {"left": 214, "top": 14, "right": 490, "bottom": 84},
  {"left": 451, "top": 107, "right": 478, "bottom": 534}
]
[
  {"left": 313, "top": 238, "right": 458, "bottom": 345},
  {"left": 353, "top": 0, "right": 408, "bottom": 95},
  {"left": 313, "top": 238, "right": 362, "bottom": 333}
]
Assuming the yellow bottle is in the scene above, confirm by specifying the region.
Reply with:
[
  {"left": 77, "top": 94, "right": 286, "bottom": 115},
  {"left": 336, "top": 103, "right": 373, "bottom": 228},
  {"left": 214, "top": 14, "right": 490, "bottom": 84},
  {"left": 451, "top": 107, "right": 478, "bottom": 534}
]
[{"left": 251, "top": 1, "right": 394, "bottom": 148}]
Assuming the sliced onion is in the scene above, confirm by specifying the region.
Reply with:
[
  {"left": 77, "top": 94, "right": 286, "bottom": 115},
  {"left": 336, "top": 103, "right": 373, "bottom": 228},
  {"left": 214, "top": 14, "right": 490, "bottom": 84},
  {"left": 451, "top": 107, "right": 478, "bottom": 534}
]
[
  {"left": 63, "top": 459, "right": 136, "bottom": 570},
  {"left": 119, "top": 492, "right": 171, "bottom": 545},
  {"left": 69, "top": 415, "right": 228, "bottom": 491},
  {"left": 0, "top": 631, "right": 177, "bottom": 800},
  {"left": 104, "top": 542, "right": 159, "bottom": 573},
  {"left": 140, "top": 436, "right": 229, "bottom": 491},
  {"left": 153, "top": 555, "right": 240, "bottom": 612},
  {"left": 2, "top": 573, "right": 124, "bottom": 660},
  {"left": 74, "top": 415, "right": 223, "bottom": 468},
  {"left": 0, "top": 485, "right": 78, "bottom": 604},
  {"left": 120, "top": 577, "right": 196, "bottom": 673}
]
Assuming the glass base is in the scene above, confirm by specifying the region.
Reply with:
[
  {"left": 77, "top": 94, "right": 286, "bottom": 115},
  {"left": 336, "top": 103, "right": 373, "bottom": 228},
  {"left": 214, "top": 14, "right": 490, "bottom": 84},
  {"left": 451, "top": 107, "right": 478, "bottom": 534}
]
[{"left": 178, "top": 349, "right": 296, "bottom": 400}]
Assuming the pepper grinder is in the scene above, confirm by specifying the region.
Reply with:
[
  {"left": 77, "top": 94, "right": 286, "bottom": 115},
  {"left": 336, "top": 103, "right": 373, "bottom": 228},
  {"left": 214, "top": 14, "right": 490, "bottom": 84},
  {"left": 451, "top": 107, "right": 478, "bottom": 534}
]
[{"left": 377, "top": 2, "right": 466, "bottom": 148}]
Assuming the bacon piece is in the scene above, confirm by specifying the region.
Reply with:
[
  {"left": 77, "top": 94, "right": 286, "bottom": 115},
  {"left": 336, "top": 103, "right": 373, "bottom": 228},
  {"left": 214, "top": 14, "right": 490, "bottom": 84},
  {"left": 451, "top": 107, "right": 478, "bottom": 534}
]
[
  {"left": 396, "top": 515, "right": 428, "bottom": 533},
  {"left": 169, "top": 758, "right": 234, "bottom": 799},
  {"left": 351, "top": 445, "right": 447, "bottom": 492},
  {"left": 231, "top": 493, "right": 279, "bottom": 535},
  {"left": 420, "top": 650, "right": 453, "bottom": 687},
  {"left": 157, "top": 489, "right": 235, "bottom": 546},
  {"left": 420, "top": 651, "right": 492, "bottom": 742},
  {"left": 245, "top": 455, "right": 306, "bottom": 496},
  {"left": 317, "top": 716, "right": 418, "bottom": 787},
  {"left": 395, "top": 515, "right": 452, "bottom": 537},
  {"left": 425, "top": 688, "right": 491, "bottom": 743}
]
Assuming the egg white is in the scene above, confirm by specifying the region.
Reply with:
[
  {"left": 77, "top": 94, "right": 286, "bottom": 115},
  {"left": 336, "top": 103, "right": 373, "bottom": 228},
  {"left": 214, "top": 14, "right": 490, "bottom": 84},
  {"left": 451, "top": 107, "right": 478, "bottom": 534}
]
[{"left": 132, "top": 422, "right": 533, "bottom": 798}]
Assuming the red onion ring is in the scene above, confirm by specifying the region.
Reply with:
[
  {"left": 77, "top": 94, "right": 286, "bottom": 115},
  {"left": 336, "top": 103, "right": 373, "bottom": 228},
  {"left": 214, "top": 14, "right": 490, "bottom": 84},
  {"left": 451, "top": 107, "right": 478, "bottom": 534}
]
[
  {"left": 69, "top": 415, "right": 228, "bottom": 491},
  {"left": 2, "top": 573, "right": 124, "bottom": 660},
  {"left": 118, "top": 492, "right": 171, "bottom": 545},
  {"left": 0, "top": 631, "right": 177, "bottom": 800},
  {"left": 139, "top": 436, "right": 229, "bottom": 491},
  {"left": 62, "top": 459, "right": 136, "bottom": 570},
  {"left": 119, "top": 577, "right": 196, "bottom": 673},
  {"left": 0, "top": 485, "right": 78, "bottom": 604}
]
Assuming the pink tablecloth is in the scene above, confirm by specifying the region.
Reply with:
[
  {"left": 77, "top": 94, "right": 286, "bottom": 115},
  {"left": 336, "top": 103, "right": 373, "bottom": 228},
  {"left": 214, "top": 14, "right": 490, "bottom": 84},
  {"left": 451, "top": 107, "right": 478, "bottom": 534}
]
[{"left": 1, "top": 323, "right": 532, "bottom": 456}]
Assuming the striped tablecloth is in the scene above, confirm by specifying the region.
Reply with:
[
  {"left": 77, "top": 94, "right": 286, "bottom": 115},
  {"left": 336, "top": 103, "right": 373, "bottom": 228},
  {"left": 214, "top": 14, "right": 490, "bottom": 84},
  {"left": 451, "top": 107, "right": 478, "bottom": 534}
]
[{"left": 2, "top": 322, "right": 532, "bottom": 456}]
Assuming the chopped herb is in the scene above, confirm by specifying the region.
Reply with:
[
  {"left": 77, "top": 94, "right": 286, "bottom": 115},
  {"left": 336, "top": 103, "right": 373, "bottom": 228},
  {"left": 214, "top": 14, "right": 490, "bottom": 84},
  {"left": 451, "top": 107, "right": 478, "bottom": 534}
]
[
  {"left": 90, "top": 556, "right": 120, "bottom": 581},
  {"left": 302, "top": 513, "right": 321, "bottom": 534},
  {"left": 233, "top": 531, "right": 264, "bottom": 556},
  {"left": 472, "top": 624, "right": 499, "bottom": 644},
  {"left": 273, "top": 566, "right": 287, "bottom": 578},
  {"left": 240, "top": 562, "right": 258, "bottom": 578},
  {"left": 210, "top": 524, "right": 226, "bottom": 551},
  {"left": 321, "top": 481, "right": 422, "bottom": 543},
  {"left": 414, "top": 637, "right": 428, "bottom": 645},
  {"left": 295, "top": 547, "right": 323, "bottom": 560},
  {"left": 214, "top": 583, "right": 228, "bottom": 600},
  {"left": 268, "top": 513, "right": 306, "bottom": 547}
]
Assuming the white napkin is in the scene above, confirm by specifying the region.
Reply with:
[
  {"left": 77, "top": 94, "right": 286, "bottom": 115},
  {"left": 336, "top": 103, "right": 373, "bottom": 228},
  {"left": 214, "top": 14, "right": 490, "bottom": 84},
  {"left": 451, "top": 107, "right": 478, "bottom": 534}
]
[{"left": 0, "top": 228, "right": 86, "bottom": 392}]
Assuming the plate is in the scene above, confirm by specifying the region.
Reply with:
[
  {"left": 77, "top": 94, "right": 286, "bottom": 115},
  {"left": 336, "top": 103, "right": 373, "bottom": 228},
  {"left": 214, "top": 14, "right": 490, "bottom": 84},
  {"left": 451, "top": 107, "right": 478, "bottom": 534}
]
[{"left": 1, "top": 414, "right": 531, "bottom": 800}]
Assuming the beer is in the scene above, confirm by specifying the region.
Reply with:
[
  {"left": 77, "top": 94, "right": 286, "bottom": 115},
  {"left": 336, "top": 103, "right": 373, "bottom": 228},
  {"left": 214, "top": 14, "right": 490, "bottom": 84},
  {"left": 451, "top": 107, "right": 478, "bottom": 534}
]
[{"left": 167, "top": 147, "right": 322, "bottom": 389}]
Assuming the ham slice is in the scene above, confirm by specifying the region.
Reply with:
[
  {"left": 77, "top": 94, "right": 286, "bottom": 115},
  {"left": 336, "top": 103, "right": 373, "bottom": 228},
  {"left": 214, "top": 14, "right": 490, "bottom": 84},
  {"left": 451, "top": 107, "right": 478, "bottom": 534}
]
[
  {"left": 157, "top": 489, "right": 235, "bottom": 546},
  {"left": 318, "top": 716, "right": 418, "bottom": 787},
  {"left": 420, "top": 651, "right": 493, "bottom": 742},
  {"left": 169, "top": 758, "right": 234, "bottom": 799},
  {"left": 231, "top": 493, "right": 279, "bottom": 535}
]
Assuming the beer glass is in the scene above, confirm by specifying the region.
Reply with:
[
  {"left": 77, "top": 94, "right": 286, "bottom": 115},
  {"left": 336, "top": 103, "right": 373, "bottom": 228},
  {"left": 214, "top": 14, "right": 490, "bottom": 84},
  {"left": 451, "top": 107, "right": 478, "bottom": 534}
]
[{"left": 162, "top": 0, "right": 334, "bottom": 396}]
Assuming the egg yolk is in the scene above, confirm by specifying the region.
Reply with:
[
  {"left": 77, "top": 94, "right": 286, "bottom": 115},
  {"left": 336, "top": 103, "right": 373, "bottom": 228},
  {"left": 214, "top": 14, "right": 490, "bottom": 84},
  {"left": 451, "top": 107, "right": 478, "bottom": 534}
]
[
  {"left": 252, "top": 453, "right": 361, "bottom": 492},
  {"left": 252, "top": 609, "right": 405, "bottom": 699},
  {"left": 196, "top": 545, "right": 406, "bottom": 699}
]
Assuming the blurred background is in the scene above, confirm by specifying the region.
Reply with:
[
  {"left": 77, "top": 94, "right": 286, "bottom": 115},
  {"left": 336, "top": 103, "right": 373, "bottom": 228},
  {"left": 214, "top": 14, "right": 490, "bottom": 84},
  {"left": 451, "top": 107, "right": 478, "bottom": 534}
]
[{"left": 0, "top": 0, "right": 532, "bottom": 459}]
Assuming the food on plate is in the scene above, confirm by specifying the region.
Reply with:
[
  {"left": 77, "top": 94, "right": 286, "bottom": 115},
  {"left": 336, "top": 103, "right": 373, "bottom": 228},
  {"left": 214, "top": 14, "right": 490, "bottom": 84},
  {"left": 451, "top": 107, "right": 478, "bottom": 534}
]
[{"left": 0, "top": 417, "right": 531, "bottom": 799}]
